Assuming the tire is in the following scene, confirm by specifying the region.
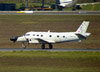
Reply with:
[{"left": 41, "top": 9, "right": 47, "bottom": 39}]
[
  {"left": 49, "top": 44, "right": 53, "bottom": 49},
  {"left": 42, "top": 44, "right": 45, "bottom": 49}
]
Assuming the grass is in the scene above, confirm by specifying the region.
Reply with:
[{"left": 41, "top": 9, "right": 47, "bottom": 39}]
[
  {"left": 0, "top": 51, "right": 100, "bottom": 72},
  {"left": 81, "top": 4, "right": 100, "bottom": 10},
  {"left": 0, "top": 51, "right": 100, "bottom": 58},
  {"left": 0, "top": 67, "right": 99, "bottom": 72}
]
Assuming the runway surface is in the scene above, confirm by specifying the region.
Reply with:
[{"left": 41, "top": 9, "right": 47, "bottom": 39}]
[
  {"left": 0, "top": 48, "right": 100, "bottom": 52},
  {"left": 0, "top": 11, "right": 100, "bottom": 15}
]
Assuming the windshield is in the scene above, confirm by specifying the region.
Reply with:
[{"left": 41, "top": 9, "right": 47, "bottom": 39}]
[{"left": 24, "top": 34, "right": 30, "bottom": 36}]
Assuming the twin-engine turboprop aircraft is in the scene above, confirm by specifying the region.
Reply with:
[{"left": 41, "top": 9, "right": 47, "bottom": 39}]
[{"left": 10, "top": 21, "right": 91, "bottom": 49}]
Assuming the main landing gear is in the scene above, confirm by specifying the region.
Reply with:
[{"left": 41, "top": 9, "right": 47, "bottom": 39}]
[
  {"left": 21, "top": 42, "right": 53, "bottom": 49},
  {"left": 41, "top": 44, "right": 53, "bottom": 49}
]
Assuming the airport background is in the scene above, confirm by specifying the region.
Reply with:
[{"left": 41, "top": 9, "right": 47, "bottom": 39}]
[
  {"left": 0, "top": 0, "right": 100, "bottom": 11},
  {"left": 0, "top": 0, "right": 100, "bottom": 3}
]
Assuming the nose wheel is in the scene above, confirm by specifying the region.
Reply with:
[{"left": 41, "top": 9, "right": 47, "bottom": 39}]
[{"left": 22, "top": 42, "right": 26, "bottom": 49}]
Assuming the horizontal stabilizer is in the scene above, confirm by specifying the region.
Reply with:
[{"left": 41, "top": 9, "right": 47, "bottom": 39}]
[{"left": 76, "top": 34, "right": 86, "bottom": 39}]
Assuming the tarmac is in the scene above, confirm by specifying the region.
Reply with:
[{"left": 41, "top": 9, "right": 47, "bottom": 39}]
[
  {"left": 0, "top": 11, "right": 100, "bottom": 15},
  {"left": 0, "top": 48, "right": 100, "bottom": 52}
]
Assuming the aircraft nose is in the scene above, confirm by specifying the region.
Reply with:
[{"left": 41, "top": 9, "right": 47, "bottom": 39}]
[{"left": 10, "top": 36, "right": 18, "bottom": 42}]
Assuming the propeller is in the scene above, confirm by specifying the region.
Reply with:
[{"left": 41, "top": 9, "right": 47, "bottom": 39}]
[{"left": 10, "top": 36, "right": 19, "bottom": 43}]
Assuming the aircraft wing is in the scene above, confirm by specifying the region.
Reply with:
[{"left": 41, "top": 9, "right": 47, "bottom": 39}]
[
  {"left": 35, "top": 38, "right": 55, "bottom": 43},
  {"left": 77, "top": 2, "right": 100, "bottom": 6}
]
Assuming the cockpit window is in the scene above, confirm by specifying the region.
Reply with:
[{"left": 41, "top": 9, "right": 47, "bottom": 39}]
[{"left": 25, "top": 34, "right": 30, "bottom": 36}]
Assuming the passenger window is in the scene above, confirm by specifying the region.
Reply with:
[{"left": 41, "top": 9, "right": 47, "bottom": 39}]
[
  {"left": 57, "top": 35, "right": 59, "bottom": 38},
  {"left": 49, "top": 35, "right": 52, "bottom": 37},
  {"left": 33, "top": 34, "right": 35, "bottom": 36},
  {"left": 37, "top": 35, "right": 39, "bottom": 36},
  {"left": 41, "top": 35, "right": 43, "bottom": 37},
  {"left": 63, "top": 36, "right": 65, "bottom": 38}
]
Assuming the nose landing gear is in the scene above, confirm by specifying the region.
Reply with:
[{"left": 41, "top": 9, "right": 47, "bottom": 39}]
[{"left": 22, "top": 42, "right": 26, "bottom": 49}]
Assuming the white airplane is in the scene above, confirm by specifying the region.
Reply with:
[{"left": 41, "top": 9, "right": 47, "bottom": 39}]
[
  {"left": 56, "top": 0, "right": 100, "bottom": 10},
  {"left": 10, "top": 21, "right": 91, "bottom": 49}
]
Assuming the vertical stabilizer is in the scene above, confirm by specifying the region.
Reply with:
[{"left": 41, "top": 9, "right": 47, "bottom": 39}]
[{"left": 76, "top": 21, "right": 90, "bottom": 36}]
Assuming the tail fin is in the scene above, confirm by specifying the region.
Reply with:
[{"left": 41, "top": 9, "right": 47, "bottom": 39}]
[{"left": 76, "top": 21, "right": 90, "bottom": 36}]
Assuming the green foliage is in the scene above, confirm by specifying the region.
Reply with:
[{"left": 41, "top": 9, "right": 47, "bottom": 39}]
[
  {"left": 64, "top": 4, "right": 100, "bottom": 10},
  {"left": 82, "top": 4, "right": 100, "bottom": 10},
  {"left": 0, "top": 51, "right": 100, "bottom": 72},
  {"left": 0, "top": 51, "right": 100, "bottom": 58}
]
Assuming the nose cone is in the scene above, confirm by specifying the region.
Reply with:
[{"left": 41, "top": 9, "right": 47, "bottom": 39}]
[{"left": 10, "top": 36, "right": 18, "bottom": 42}]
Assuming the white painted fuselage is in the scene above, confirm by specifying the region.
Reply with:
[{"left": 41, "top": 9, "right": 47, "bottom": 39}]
[{"left": 17, "top": 32, "right": 90, "bottom": 44}]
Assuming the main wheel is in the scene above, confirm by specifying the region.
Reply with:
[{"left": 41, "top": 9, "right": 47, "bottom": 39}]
[
  {"left": 41, "top": 44, "right": 45, "bottom": 49},
  {"left": 49, "top": 44, "right": 53, "bottom": 49}
]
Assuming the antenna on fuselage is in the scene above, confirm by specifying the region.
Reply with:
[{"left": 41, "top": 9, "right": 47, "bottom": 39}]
[{"left": 48, "top": 30, "right": 50, "bottom": 33}]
